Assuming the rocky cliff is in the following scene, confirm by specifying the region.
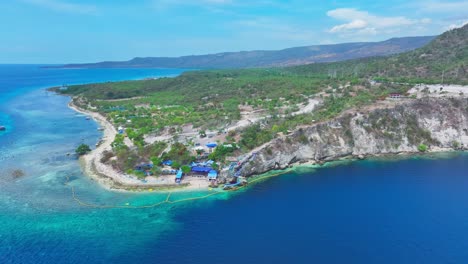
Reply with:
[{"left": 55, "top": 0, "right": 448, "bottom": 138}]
[{"left": 238, "top": 97, "right": 468, "bottom": 177}]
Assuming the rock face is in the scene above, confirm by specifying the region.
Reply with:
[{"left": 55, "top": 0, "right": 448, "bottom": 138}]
[{"left": 239, "top": 98, "right": 468, "bottom": 177}]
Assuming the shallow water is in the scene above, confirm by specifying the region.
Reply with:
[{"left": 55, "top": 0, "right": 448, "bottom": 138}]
[{"left": 1, "top": 65, "right": 468, "bottom": 264}]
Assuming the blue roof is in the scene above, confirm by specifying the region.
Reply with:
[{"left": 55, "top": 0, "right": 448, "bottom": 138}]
[
  {"left": 208, "top": 170, "right": 218, "bottom": 179},
  {"left": 206, "top": 142, "right": 217, "bottom": 148},
  {"left": 162, "top": 160, "right": 173, "bottom": 166},
  {"left": 191, "top": 166, "right": 212, "bottom": 173},
  {"left": 134, "top": 163, "right": 153, "bottom": 170},
  {"left": 176, "top": 170, "right": 183, "bottom": 179}
]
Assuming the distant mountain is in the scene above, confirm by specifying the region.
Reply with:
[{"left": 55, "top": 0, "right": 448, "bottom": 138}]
[
  {"left": 58, "top": 36, "right": 435, "bottom": 69},
  {"left": 285, "top": 24, "right": 468, "bottom": 84}
]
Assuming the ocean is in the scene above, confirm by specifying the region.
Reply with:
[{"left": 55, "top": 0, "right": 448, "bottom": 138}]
[{"left": 1, "top": 65, "right": 468, "bottom": 264}]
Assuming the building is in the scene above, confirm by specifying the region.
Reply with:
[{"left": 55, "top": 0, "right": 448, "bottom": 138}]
[
  {"left": 207, "top": 170, "right": 218, "bottom": 180},
  {"left": 389, "top": 93, "right": 402, "bottom": 99},
  {"left": 175, "top": 169, "right": 183, "bottom": 183}
]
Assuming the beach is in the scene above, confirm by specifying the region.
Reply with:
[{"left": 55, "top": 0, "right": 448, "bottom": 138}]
[{"left": 68, "top": 100, "right": 211, "bottom": 192}]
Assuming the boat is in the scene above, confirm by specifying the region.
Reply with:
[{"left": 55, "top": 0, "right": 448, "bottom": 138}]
[
  {"left": 85, "top": 117, "right": 91, "bottom": 120},
  {"left": 0, "top": 126, "right": 5, "bottom": 131}
]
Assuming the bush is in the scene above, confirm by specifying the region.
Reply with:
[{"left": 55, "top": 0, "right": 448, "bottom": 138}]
[
  {"left": 76, "top": 144, "right": 91, "bottom": 155},
  {"left": 181, "top": 165, "right": 191, "bottom": 174},
  {"left": 240, "top": 124, "right": 273, "bottom": 150},
  {"left": 171, "top": 161, "right": 181, "bottom": 169},
  {"left": 418, "top": 144, "right": 428, "bottom": 152}
]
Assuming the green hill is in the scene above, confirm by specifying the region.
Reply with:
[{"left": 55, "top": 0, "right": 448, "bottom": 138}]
[{"left": 287, "top": 24, "right": 467, "bottom": 84}]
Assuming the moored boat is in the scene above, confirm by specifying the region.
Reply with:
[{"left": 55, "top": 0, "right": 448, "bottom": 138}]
[{"left": 0, "top": 126, "right": 6, "bottom": 131}]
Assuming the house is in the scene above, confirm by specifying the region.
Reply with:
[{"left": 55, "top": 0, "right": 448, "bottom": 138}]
[{"left": 134, "top": 163, "right": 153, "bottom": 171}]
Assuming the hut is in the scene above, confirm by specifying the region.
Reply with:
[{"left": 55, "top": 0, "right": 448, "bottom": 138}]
[
  {"left": 206, "top": 142, "right": 217, "bottom": 148},
  {"left": 206, "top": 142, "right": 217, "bottom": 153},
  {"left": 162, "top": 160, "right": 173, "bottom": 166},
  {"left": 134, "top": 163, "right": 153, "bottom": 171},
  {"left": 207, "top": 170, "right": 218, "bottom": 180},
  {"left": 389, "top": 93, "right": 402, "bottom": 99},
  {"left": 175, "top": 169, "right": 183, "bottom": 183}
]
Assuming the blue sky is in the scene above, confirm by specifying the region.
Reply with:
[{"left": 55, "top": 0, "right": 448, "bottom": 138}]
[{"left": 1, "top": 0, "right": 467, "bottom": 63}]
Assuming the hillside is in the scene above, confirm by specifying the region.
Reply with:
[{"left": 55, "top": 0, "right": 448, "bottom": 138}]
[
  {"left": 288, "top": 24, "right": 468, "bottom": 84},
  {"left": 55, "top": 25, "right": 467, "bottom": 182},
  {"left": 58, "top": 36, "right": 434, "bottom": 69}
]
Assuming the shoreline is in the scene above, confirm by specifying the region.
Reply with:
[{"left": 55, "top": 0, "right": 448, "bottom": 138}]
[
  {"left": 68, "top": 100, "right": 211, "bottom": 193},
  {"left": 67, "top": 95, "right": 467, "bottom": 193}
]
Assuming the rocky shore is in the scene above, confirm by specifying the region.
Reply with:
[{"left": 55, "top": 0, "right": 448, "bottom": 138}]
[{"left": 235, "top": 97, "right": 468, "bottom": 178}]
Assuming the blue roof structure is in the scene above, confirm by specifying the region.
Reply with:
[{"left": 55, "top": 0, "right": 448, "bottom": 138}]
[
  {"left": 176, "top": 169, "right": 183, "bottom": 179},
  {"left": 162, "top": 160, "right": 173, "bottom": 166},
  {"left": 134, "top": 163, "right": 153, "bottom": 171},
  {"left": 206, "top": 142, "right": 217, "bottom": 148},
  {"left": 208, "top": 170, "right": 218, "bottom": 179},
  {"left": 191, "top": 166, "right": 212, "bottom": 173}
]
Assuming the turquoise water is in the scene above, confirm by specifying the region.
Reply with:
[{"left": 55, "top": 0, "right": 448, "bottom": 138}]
[{"left": 1, "top": 65, "right": 468, "bottom": 263}]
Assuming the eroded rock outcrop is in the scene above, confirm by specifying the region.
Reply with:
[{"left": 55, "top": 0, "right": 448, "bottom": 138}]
[{"left": 238, "top": 98, "right": 468, "bottom": 177}]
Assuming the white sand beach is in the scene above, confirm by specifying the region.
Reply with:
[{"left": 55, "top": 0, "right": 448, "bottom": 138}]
[{"left": 68, "top": 100, "right": 210, "bottom": 192}]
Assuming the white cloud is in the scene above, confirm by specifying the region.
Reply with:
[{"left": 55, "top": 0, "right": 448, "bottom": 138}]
[
  {"left": 329, "top": 19, "right": 367, "bottom": 33},
  {"left": 447, "top": 20, "right": 468, "bottom": 30},
  {"left": 327, "top": 8, "right": 430, "bottom": 36},
  {"left": 20, "top": 0, "right": 97, "bottom": 14}
]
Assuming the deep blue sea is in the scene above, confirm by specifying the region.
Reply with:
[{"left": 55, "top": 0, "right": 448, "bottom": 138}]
[{"left": 1, "top": 65, "right": 468, "bottom": 264}]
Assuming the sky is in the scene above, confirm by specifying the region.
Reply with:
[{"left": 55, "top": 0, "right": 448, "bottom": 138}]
[{"left": 0, "top": 0, "right": 467, "bottom": 63}]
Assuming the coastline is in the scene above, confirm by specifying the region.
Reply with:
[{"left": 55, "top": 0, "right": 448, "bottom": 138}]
[
  {"left": 68, "top": 99, "right": 211, "bottom": 192},
  {"left": 68, "top": 95, "right": 467, "bottom": 193}
]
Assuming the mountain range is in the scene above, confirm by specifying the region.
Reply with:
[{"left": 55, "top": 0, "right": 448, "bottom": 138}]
[{"left": 58, "top": 36, "right": 435, "bottom": 69}]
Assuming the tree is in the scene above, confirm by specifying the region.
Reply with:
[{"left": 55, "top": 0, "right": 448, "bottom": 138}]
[
  {"left": 199, "top": 130, "right": 207, "bottom": 138},
  {"left": 172, "top": 161, "right": 181, "bottom": 169},
  {"left": 76, "top": 144, "right": 91, "bottom": 155},
  {"left": 181, "top": 165, "right": 191, "bottom": 174},
  {"left": 418, "top": 144, "right": 428, "bottom": 152},
  {"left": 150, "top": 156, "right": 162, "bottom": 166}
]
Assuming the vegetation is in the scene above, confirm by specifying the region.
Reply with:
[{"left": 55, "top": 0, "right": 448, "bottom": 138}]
[
  {"left": 208, "top": 143, "right": 238, "bottom": 161},
  {"left": 162, "top": 143, "right": 195, "bottom": 166},
  {"left": 418, "top": 144, "right": 428, "bottom": 152},
  {"left": 54, "top": 25, "right": 467, "bottom": 175},
  {"left": 75, "top": 144, "right": 91, "bottom": 155}
]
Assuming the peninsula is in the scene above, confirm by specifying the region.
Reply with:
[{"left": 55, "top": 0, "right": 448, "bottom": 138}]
[{"left": 55, "top": 25, "right": 468, "bottom": 192}]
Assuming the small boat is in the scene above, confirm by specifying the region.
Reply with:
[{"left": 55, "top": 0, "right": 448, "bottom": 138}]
[
  {"left": 0, "top": 126, "right": 5, "bottom": 131},
  {"left": 85, "top": 117, "right": 91, "bottom": 120}
]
